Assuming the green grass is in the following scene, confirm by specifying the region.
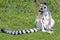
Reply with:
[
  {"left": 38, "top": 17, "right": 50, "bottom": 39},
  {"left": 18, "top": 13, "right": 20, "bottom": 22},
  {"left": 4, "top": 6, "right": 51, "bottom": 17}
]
[{"left": 0, "top": 0, "right": 60, "bottom": 40}]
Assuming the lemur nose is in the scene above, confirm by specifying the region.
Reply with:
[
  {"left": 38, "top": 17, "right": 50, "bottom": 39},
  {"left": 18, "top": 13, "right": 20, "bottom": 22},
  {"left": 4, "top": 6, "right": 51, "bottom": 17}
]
[{"left": 40, "top": 8, "right": 43, "bottom": 10}]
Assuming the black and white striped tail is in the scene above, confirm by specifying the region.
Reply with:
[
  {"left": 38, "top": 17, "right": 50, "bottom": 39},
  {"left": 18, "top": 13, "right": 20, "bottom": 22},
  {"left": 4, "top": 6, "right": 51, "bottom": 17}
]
[{"left": 1, "top": 28, "right": 38, "bottom": 35}]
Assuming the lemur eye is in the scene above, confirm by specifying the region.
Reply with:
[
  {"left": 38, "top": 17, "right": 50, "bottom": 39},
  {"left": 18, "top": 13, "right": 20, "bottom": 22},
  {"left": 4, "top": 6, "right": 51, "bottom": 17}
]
[{"left": 44, "top": 7, "right": 46, "bottom": 9}]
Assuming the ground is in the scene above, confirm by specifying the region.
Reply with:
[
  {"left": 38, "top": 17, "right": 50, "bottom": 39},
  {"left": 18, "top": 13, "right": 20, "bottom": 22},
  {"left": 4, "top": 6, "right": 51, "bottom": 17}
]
[{"left": 0, "top": 0, "right": 60, "bottom": 40}]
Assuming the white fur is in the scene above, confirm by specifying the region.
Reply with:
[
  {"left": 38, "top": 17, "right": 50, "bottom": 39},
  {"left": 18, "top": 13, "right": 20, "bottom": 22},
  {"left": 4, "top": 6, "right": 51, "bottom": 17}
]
[
  {"left": 33, "top": 28, "right": 38, "bottom": 32},
  {"left": 22, "top": 30, "right": 26, "bottom": 34},
  {"left": 26, "top": 30, "right": 30, "bottom": 33},
  {"left": 30, "top": 29, "right": 34, "bottom": 32}
]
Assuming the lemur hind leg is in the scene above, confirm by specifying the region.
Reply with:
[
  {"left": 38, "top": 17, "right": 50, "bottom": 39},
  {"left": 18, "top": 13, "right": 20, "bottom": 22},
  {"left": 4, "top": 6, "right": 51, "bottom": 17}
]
[
  {"left": 47, "top": 18, "right": 55, "bottom": 33},
  {"left": 48, "top": 18, "right": 55, "bottom": 30}
]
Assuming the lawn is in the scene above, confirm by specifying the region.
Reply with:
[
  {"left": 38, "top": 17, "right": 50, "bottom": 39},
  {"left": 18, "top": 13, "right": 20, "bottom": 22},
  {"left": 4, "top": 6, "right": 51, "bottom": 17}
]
[{"left": 0, "top": 0, "right": 60, "bottom": 40}]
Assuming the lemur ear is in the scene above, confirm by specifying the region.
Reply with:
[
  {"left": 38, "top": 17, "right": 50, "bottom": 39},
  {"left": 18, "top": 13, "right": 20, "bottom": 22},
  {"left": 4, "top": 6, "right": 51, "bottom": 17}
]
[
  {"left": 41, "top": 3, "right": 47, "bottom": 5},
  {"left": 43, "top": 3, "right": 46, "bottom": 5}
]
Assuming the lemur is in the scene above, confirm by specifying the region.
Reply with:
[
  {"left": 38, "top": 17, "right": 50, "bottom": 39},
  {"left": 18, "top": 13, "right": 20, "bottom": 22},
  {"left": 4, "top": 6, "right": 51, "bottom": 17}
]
[
  {"left": 36, "top": 3, "right": 55, "bottom": 33},
  {"left": 1, "top": 3, "right": 55, "bottom": 35}
]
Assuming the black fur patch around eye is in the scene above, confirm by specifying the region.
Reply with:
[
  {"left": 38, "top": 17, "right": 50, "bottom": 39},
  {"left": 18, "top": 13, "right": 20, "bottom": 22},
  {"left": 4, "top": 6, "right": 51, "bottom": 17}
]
[{"left": 44, "top": 7, "right": 46, "bottom": 9}]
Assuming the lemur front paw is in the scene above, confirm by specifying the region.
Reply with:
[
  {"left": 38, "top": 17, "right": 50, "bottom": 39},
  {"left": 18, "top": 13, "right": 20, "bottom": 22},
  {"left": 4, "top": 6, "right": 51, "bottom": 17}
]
[{"left": 42, "top": 30, "right": 46, "bottom": 32}]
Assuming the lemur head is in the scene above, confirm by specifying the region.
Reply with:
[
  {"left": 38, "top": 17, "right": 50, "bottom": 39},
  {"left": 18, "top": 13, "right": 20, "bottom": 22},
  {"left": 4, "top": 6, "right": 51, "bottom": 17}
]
[{"left": 39, "top": 3, "right": 48, "bottom": 13}]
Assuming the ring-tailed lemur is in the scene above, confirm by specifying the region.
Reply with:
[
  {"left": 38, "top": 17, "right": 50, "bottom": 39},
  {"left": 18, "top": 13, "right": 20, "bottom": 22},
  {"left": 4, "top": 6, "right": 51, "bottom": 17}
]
[
  {"left": 1, "top": 3, "right": 55, "bottom": 35},
  {"left": 36, "top": 3, "right": 55, "bottom": 33}
]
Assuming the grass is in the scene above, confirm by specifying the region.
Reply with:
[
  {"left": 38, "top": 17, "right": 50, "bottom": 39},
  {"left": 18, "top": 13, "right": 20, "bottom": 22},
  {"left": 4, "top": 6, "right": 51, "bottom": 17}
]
[{"left": 0, "top": 0, "right": 60, "bottom": 40}]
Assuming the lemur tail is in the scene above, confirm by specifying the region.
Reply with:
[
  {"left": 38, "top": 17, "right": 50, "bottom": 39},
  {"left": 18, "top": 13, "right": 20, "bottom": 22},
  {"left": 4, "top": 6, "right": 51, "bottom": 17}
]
[{"left": 1, "top": 28, "right": 39, "bottom": 35}]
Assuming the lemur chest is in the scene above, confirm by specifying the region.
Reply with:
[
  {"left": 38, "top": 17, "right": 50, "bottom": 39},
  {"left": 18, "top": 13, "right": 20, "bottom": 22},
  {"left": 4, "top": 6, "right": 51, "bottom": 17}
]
[
  {"left": 43, "top": 12, "right": 50, "bottom": 20},
  {"left": 42, "top": 12, "right": 50, "bottom": 25}
]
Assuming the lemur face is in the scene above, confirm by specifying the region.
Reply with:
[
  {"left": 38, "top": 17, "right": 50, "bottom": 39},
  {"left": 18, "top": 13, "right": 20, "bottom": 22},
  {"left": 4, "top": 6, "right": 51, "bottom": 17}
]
[{"left": 39, "top": 3, "right": 48, "bottom": 12}]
